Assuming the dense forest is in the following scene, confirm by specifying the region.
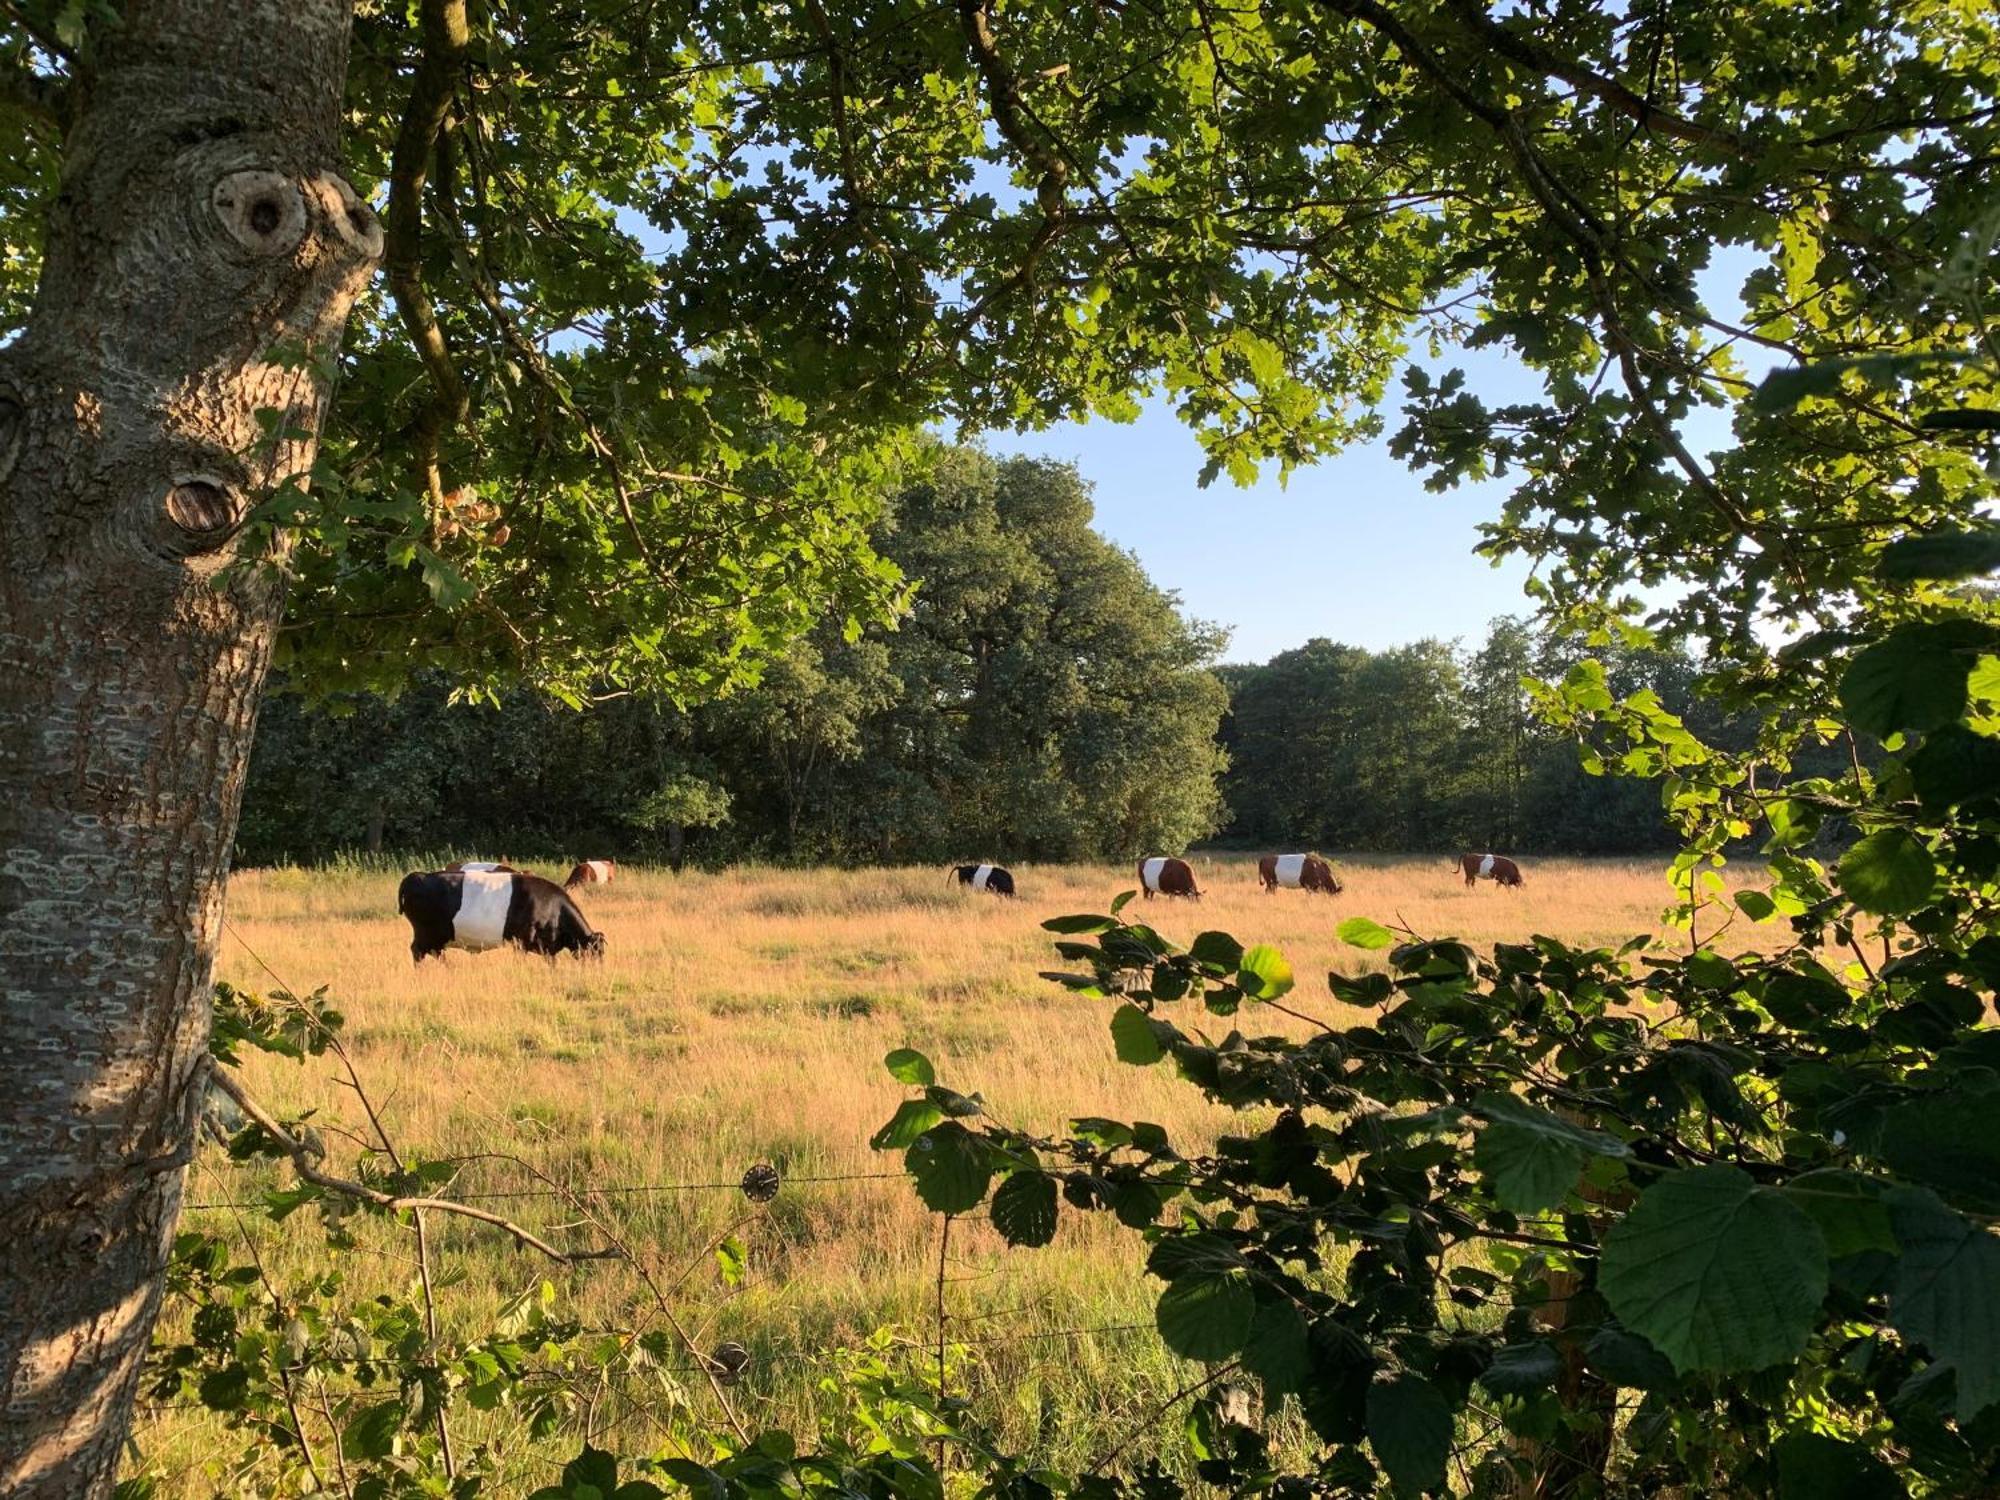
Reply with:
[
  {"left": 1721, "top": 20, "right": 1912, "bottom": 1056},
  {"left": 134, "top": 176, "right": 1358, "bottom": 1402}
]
[{"left": 239, "top": 449, "right": 1800, "bottom": 865}]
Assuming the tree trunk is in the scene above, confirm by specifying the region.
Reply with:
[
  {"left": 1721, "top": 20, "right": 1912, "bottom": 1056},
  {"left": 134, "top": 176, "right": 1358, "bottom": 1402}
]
[
  {"left": 666, "top": 820, "right": 686, "bottom": 870},
  {"left": 366, "top": 796, "right": 388, "bottom": 853},
  {"left": 0, "top": 5, "right": 376, "bottom": 1493}
]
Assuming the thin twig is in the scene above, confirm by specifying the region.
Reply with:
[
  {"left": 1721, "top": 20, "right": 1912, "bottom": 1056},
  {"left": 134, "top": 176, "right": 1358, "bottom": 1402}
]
[{"left": 1086, "top": 1361, "right": 1242, "bottom": 1475}]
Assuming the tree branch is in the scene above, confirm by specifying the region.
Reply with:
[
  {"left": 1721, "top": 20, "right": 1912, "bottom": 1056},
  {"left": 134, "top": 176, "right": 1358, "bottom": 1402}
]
[
  {"left": 206, "top": 1067, "right": 620, "bottom": 1264},
  {"left": 0, "top": 52, "right": 65, "bottom": 133},
  {"left": 1438, "top": 0, "right": 1747, "bottom": 155},
  {"left": 385, "top": 0, "right": 471, "bottom": 505},
  {"left": 955, "top": 0, "right": 1070, "bottom": 325}
]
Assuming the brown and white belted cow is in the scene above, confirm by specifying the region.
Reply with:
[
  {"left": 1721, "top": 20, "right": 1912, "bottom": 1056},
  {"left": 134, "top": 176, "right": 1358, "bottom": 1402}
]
[
  {"left": 1138, "top": 855, "right": 1201, "bottom": 899},
  {"left": 564, "top": 859, "right": 616, "bottom": 891},
  {"left": 1457, "top": 852, "right": 1524, "bottom": 888},
  {"left": 1258, "top": 853, "right": 1342, "bottom": 895}
]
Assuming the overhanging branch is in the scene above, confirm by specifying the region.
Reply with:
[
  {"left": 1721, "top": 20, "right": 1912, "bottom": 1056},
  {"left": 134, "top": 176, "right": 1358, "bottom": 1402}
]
[{"left": 385, "top": 0, "right": 471, "bottom": 505}]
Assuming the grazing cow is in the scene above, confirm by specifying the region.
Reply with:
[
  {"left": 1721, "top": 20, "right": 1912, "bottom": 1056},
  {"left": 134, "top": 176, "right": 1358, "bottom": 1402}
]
[
  {"left": 1458, "top": 852, "right": 1524, "bottom": 888},
  {"left": 447, "top": 860, "right": 520, "bottom": 873},
  {"left": 398, "top": 869, "right": 605, "bottom": 962},
  {"left": 1258, "top": 853, "right": 1343, "bottom": 895},
  {"left": 564, "top": 859, "right": 616, "bottom": 891},
  {"left": 1138, "top": 855, "right": 1201, "bottom": 900},
  {"left": 949, "top": 863, "right": 1017, "bottom": 897}
]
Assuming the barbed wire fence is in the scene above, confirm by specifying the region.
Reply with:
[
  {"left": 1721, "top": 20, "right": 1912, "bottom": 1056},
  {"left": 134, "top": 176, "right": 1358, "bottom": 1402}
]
[
  {"left": 150, "top": 1157, "right": 1167, "bottom": 1437},
  {"left": 136, "top": 924, "right": 1188, "bottom": 1478}
]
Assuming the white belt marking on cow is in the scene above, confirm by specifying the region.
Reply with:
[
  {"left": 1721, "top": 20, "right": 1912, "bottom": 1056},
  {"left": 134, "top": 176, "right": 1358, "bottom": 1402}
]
[
  {"left": 1141, "top": 857, "right": 1169, "bottom": 892},
  {"left": 1275, "top": 854, "right": 1307, "bottom": 887},
  {"left": 1478, "top": 854, "right": 1496, "bottom": 879},
  {"left": 454, "top": 871, "right": 514, "bottom": 951},
  {"left": 459, "top": 861, "right": 501, "bottom": 872},
  {"left": 584, "top": 860, "right": 612, "bottom": 882},
  {"left": 972, "top": 864, "right": 994, "bottom": 891}
]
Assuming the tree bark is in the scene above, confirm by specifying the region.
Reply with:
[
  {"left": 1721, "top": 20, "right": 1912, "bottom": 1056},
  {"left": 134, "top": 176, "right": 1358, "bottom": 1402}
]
[{"left": 0, "top": 4, "right": 376, "bottom": 1493}]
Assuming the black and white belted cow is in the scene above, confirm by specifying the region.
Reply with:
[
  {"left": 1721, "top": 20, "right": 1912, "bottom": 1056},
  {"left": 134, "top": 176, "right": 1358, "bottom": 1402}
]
[
  {"left": 398, "top": 869, "right": 605, "bottom": 962},
  {"left": 1138, "top": 855, "right": 1201, "bottom": 899},
  {"left": 948, "top": 863, "right": 1016, "bottom": 897},
  {"left": 1457, "top": 852, "right": 1524, "bottom": 888}
]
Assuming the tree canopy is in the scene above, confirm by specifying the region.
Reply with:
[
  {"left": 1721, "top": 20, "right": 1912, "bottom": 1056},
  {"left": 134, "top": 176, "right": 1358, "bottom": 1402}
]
[
  {"left": 241, "top": 448, "right": 1228, "bottom": 863},
  {"left": 7, "top": 0, "right": 1992, "bottom": 704}
]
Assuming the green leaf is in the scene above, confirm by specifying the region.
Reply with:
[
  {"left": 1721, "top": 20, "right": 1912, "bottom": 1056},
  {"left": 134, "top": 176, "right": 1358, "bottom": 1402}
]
[
  {"left": 564, "top": 1448, "right": 619, "bottom": 1495},
  {"left": 990, "top": 1170, "right": 1059, "bottom": 1247},
  {"left": 196, "top": 1365, "right": 250, "bottom": 1411},
  {"left": 1888, "top": 1187, "right": 2000, "bottom": 1418},
  {"left": 1733, "top": 889, "right": 1778, "bottom": 922},
  {"left": 714, "top": 1235, "right": 747, "bottom": 1287},
  {"left": 659, "top": 1460, "right": 726, "bottom": 1500},
  {"left": 1908, "top": 725, "right": 2000, "bottom": 813},
  {"left": 1582, "top": 1325, "right": 1678, "bottom": 1390},
  {"left": 884, "top": 1048, "right": 935, "bottom": 1085},
  {"left": 1236, "top": 943, "right": 1294, "bottom": 1000},
  {"left": 1782, "top": 1170, "right": 1898, "bottom": 1258},
  {"left": 1110, "top": 1003, "right": 1165, "bottom": 1065},
  {"left": 1365, "top": 1375, "right": 1452, "bottom": 1495},
  {"left": 1337, "top": 917, "right": 1395, "bottom": 950},
  {"left": 1241, "top": 1300, "right": 1310, "bottom": 1397},
  {"left": 1478, "top": 1342, "right": 1562, "bottom": 1395},
  {"left": 1880, "top": 1093, "right": 2000, "bottom": 1213},
  {"left": 1840, "top": 630, "right": 1974, "bottom": 738},
  {"left": 1043, "top": 913, "right": 1116, "bottom": 935},
  {"left": 1837, "top": 829, "right": 1936, "bottom": 916},
  {"left": 1329, "top": 969, "right": 1394, "bottom": 1006},
  {"left": 1877, "top": 526, "right": 2000, "bottom": 581},
  {"left": 341, "top": 1401, "right": 404, "bottom": 1460},
  {"left": 1599, "top": 1166, "right": 1828, "bottom": 1373},
  {"left": 1686, "top": 949, "right": 1737, "bottom": 991},
  {"left": 1773, "top": 1433, "right": 1902, "bottom": 1499},
  {"left": 1156, "top": 1270, "right": 1256, "bottom": 1361},
  {"left": 1766, "top": 798, "right": 1822, "bottom": 849},
  {"left": 904, "top": 1122, "right": 992, "bottom": 1214},
  {"left": 1472, "top": 1092, "right": 1629, "bottom": 1215},
  {"left": 1190, "top": 930, "right": 1245, "bottom": 969},
  {"left": 870, "top": 1099, "right": 944, "bottom": 1150}
]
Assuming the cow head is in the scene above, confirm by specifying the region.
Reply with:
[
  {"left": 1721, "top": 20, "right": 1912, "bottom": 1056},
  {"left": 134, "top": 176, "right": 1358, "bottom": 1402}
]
[{"left": 578, "top": 931, "right": 607, "bottom": 960}]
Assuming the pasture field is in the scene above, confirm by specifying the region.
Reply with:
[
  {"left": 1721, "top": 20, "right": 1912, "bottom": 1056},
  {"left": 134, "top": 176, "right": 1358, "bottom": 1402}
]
[{"left": 132, "top": 854, "right": 1775, "bottom": 1495}]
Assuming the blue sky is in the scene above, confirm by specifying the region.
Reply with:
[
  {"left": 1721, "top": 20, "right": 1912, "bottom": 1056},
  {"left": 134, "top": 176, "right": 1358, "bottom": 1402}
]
[
  {"left": 982, "top": 253, "right": 1770, "bottom": 667},
  {"left": 981, "top": 386, "right": 1534, "bottom": 665}
]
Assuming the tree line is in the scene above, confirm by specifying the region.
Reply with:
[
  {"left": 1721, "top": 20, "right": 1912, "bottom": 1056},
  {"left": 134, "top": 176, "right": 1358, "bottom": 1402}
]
[{"left": 240, "top": 452, "right": 1820, "bottom": 867}]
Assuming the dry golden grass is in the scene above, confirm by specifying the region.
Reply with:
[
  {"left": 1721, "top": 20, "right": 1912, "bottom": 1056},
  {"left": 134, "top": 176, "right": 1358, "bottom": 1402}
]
[{"left": 132, "top": 853, "right": 1772, "bottom": 1493}]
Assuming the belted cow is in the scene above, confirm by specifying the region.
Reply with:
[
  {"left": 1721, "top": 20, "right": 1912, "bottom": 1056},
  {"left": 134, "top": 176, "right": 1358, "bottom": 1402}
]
[
  {"left": 1458, "top": 852, "right": 1524, "bottom": 888},
  {"left": 564, "top": 859, "right": 615, "bottom": 891},
  {"left": 1138, "top": 855, "right": 1201, "bottom": 899},
  {"left": 949, "top": 863, "right": 1016, "bottom": 897},
  {"left": 398, "top": 869, "right": 605, "bottom": 961},
  {"left": 448, "top": 860, "right": 520, "bottom": 873},
  {"left": 1258, "top": 853, "right": 1342, "bottom": 895}
]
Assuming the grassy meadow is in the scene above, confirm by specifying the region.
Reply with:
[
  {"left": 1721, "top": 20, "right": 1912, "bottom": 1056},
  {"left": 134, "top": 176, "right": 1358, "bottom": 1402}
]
[{"left": 132, "top": 853, "right": 1776, "bottom": 1494}]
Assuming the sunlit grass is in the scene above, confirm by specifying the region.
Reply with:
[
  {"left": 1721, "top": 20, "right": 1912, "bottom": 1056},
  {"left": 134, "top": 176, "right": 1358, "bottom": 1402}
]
[{"left": 130, "top": 853, "right": 1775, "bottom": 1493}]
